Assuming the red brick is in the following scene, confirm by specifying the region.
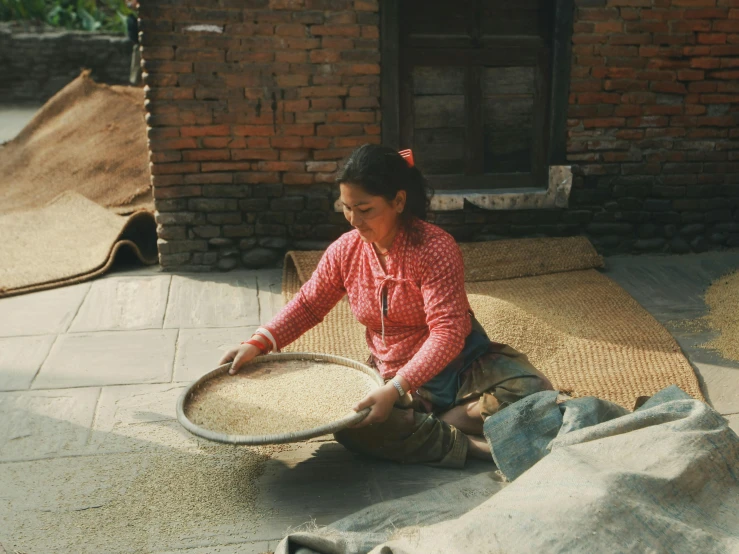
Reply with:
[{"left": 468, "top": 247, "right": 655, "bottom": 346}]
[
  {"left": 701, "top": 94, "right": 739, "bottom": 102},
  {"left": 151, "top": 175, "right": 184, "bottom": 187},
  {"left": 688, "top": 81, "right": 719, "bottom": 92},
  {"left": 275, "top": 51, "right": 308, "bottom": 63},
  {"left": 361, "top": 25, "right": 379, "bottom": 38},
  {"left": 142, "top": 60, "right": 193, "bottom": 74},
  {"left": 246, "top": 137, "right": 271, "bottom": 148},
  {"left": 285, "top": 37, "right": 321, "bottom": 49},
  {"left": 685, "top": 104, "right": 708, "bottom": 114},
  {"left": 628, "top": 116, "right": 670, "bottom": 127},
  {"left": 283, "top": 172, "right": 315, "bottom": 185},
  {"left": 142, "top": 46, "right": 174, "bottom": 60},
  {"left": 641, "top": 8, "right": 684, "bottom": 20},
  {"left": 325, "top": 111, "right": 376, "bottom": 123},
  {"left": 183, "top": 150, "right": 231, "bottom": 162},
  {"left": 202, "top": 162, "right": 253, "bottom": 172},
  {"left": 298, "top": 86, "right": 348, "bottom": 97},
  {"left": 302, "top": 136, "right": 332, "bottom": 149},
  {"left": 691, "top": 56, "right": 722, "bottom": 68},
  {"left": 678, "top": 69, "right": 706, "bottom": 79},
  {"left": 626, "top": 21, "right": 669, "bottom": 33},
  {"left": 684, "top": 45, "right": 712, "bottom": 55},
  {"left": 609, "top": 34, "right": 652, "bottom": 45},
  {"left": 270, "top": 136, "right": 303, "bottom": 148},
  {"left": 275, "top": 74, "right": 310, "bottom": 87},
  {"left": 622, "top": 91, "right": 657, "bottom": 104},
  {"left": 150, "top": 162, "right": 200, "bottom": 175},
  {"left": 582, "top": 117, "right": 626, "bottom": 128},
  {"left": 364, "top": 124, "right": 381, "bottom": 135},
  {"left": 595, "top": 21, "right": 624, "bottom": 33},
  {"left": 721, "top": 57, "right": 739, "bottom": 66},
  {"left": 231, "top": 150, "right": 280, "bottom": 161},
  {"left": 644, "top": 105, "right": 684, "bottom": 115},
  {"left": 334, "top": 135, "right": 380, "bottom": 147},
  {"left": 282, "top": 99, "right": 310, "bottom": 112},
  {"left": 647, "top": 58, "right": 691, "bottom": 69},
  {"left": 616, "top": 129, "right": 645, "bottom": 139},
  {"left": 279, "top": 149, "right": 311, "bottom": 161},
  {"left": 309, "top": 49, "right": 341, "bottom": 63},
  {"left": 255, "top": 161, "right": 305, "bottom": 171},
  {"left": 227, "top": 50, "right": 275, "bottom": 63},
  {"left": 306, "top": 161, "right": 337, "bottom": 172},
  {"left": 578, "top": 7, "right": 620, "bottom": 20},
  {"left": 608, "top": 0, "right": 651, "bottom": 6},
  {"left": 346, "top": 96, "right": 379, "bottom": 109},
  {"left": 321, "top": 37, "right": 354, "bottom": 49},
  {"left": 153, "top": 185, "right": 202, "bottom": 199},
  {"left": 698, "top": 33, "right": 727, "bottom": 43},
  {"left": 275, "top": 23, "right": 307, "bottom": 36},
  {"left": 295, "top": 111, "right": 327, "bottom": 123},
  {"left": 150, "top": 151, "right": 182, "bottom": 164},
  {"left": 615, "top": 105, "right": 644, "bottom": 116},
  {"left": 283, "top": 124, "right": 315, "bottom": 135},
  {"left": 269, "top": 0, "right": 303, "bottom": 9},
  {"left": 150, "top": 138, "right": 199, "bottom": 150},
  {"left": 230, "top": 171, "right": 276, "bottom": 184},
  {"left": 572, "top": 34, "right": 607, "bottom": 45},
  {"left": 316, "top": 123, "right": 364, "bottom": 136},
  {"left": 711, "top": 44, "right": 739, "bottom": 54},
  {"left": 671, "top": 20, "right": 712, "bottom": 32},
  {"left": 673, "top": 0, "right": 718, "bottom": 5},
  {"left": 714, "top": 19, "right": 739, "bottom": 31},
  {"left": 637, "top": 70, "right": 678, "bottom": 81},
  {"left": 711, "top": 69, "right": 739, "bottom": 78},
  {"left": 355, "top": 0, "right": 378, "bottom": 10},
  {"left": 310, "top": 25, "right": 361, "bottom": 37},
  {"left": 314, "top": 148, "right": 354, "bottom": 160},
  {"left": 180, "top": 124, "right": 230, "bottom": 137},
  {"left": 233, "top": 125, "right": 275, "bottom": 136},
  {"left": 201, "top": 137, "right": 231, "bottom": 148}
]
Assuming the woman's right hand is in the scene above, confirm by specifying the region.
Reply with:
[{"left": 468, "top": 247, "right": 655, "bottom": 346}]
[{"left": 219, "top": 343, "right": 262, "bottom": 375}]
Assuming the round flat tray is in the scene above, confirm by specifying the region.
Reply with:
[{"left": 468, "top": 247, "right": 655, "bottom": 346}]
[{"left": 176, "top": 352, "right": 383, "bottom": 445}]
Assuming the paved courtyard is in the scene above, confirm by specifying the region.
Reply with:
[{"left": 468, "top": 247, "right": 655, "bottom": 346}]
[{"left": 0, "top": 252, "right": 737, "bottom": 552}]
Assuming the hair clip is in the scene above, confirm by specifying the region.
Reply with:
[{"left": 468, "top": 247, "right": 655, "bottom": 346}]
[{"left": 398, "top": 149, "right": 415, "bottom": 168}]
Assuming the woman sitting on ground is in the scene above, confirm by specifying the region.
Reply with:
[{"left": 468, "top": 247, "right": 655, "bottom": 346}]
[{"left": 220, "top": 144, "right": 553, "bottom": 467}]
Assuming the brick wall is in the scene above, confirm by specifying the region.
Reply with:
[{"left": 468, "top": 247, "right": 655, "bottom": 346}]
[
  {"left": 140, "top": 0, "right": 380, "bottom": 270},
  {"left": 562, "top": 0, "right": 739, "bottom": 254},
  {"left": 141, "top": 0, "right": 739, "bottom": 270},
  {"left": 0, "top": 23, "right": 132, "bottom": 102}
]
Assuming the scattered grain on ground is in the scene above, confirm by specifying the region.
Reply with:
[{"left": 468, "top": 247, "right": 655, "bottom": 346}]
[
  {"left": 701, "top": 270, "right": 739, "bottom": 361},
  {"left": 186, "top": 359, "right": 378, "bottom": 436},
  {"left": 2, "top": 444, "right": 280, "bottom": 553}
]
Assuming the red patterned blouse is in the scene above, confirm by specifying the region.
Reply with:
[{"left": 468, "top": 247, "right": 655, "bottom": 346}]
[{"left": 263, "top": 219, "right": 472, "bottom": 390}]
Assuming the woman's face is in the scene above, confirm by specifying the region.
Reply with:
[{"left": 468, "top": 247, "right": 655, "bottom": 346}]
[{"left": 339, "top": 183, "right": 406, "bottom": 246}]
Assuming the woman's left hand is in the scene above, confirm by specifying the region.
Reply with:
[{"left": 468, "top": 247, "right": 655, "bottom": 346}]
[{"left": 352, "top": 383, "right": 399, "bottom": 428}]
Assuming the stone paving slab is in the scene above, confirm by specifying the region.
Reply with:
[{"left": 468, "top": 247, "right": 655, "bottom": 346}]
[
  {"left": 33, "top": 329, "right": 177, "bottom": 389},
  {"left": 164, "top": 273, "right": 260, "bottom": 329},
  {"left": 88, "top": 383, "right": 200, "bottom": 454},
  {"left": 726, "top": 413, "right": 738, "bottom": 435},
  {"left": 257, "top": 269, "right": 285, "bottom": 324},
  {"left": 69, "top": 276, "right": 171, "bottom": 332},
  {"left": 692, "top": 362, "right": 739, "bottom": 416},
  {"left": 0, "top": 282, "right": 90, "bottom": 337},
  {"left": 0, "top": 335, "right": 56, "bottom": 391},
  {"left": 153, "top": 541, "right": 274, "bottom": 554},
  {"left": 0, "top": 387, "right": 99, "bottom": 461},
  {"left": 174, "top": 326, "right": 258, "bottom": 382}
]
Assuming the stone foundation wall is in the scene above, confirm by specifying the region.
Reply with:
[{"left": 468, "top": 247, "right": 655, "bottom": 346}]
[{"left": 0, "top": 24, "right": 134, "bottom": 102}]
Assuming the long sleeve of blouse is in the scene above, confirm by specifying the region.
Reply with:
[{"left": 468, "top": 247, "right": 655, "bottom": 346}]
[{"left": 264, "top": 239, "right": 347, "bottom": 349}]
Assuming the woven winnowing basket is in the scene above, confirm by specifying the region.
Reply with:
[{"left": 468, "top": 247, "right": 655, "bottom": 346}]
[{"left": 281, "top": 237, "right": 703, "bottom": 409}]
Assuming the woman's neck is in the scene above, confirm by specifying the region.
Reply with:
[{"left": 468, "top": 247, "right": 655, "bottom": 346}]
[{"left": 374, "top": 224, "right": 400, "bottom": 253}]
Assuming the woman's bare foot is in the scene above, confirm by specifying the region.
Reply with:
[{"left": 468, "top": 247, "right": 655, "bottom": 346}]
[{"left": 466, "top": 434, "right": 492, "bottom": 461}]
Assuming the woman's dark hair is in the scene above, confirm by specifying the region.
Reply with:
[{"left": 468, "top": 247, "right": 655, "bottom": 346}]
[{"left": 335, "top": 144, "right": 432, "bottom": 222}]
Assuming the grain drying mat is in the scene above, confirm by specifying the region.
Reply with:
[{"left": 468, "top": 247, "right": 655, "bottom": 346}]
[
  {"left": 282, "top": 237, "right": 704, "bottom": 409},
  {"left": 179, "top": 353, "right": 383, "bottom": 444},
  {"left": 0, "top": 191, "right": 157, "bottom": 298}
]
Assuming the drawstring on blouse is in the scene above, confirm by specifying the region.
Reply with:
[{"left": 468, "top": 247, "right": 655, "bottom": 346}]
[{"left": 376, "top": 275, "right": 412, "bottom": 346}]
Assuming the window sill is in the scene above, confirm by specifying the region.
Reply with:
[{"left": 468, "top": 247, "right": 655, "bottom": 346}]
[{"left": 333, "top": 166, "right": 572, "bottom": 212}]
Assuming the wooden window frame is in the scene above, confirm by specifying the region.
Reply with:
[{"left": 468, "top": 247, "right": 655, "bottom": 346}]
[{"left": 380, "top": 0, "right": 574, "bottom": 191}]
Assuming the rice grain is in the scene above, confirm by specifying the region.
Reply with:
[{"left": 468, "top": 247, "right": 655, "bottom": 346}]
[{"left": 185, "top": 359, "right": 379, "bottom": 436}]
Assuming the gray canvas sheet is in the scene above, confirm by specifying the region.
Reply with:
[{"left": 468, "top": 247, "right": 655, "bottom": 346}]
[{"left": 276, "top": 387, "right": 739, "bottom": 554}]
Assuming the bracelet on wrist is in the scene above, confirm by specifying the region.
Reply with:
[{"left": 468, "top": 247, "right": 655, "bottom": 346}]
[{"left": 242, "top": 339, "right": 268, "bottom": 354}]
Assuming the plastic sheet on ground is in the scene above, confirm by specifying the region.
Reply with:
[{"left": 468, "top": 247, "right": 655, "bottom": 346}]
[{"left": 276, "top": 386, "right": 739, "bottom": 554}]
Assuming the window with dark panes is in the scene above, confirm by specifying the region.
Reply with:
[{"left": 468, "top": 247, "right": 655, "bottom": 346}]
[{"left": 390, "top": 0, "right": 556, "bottom": 190}]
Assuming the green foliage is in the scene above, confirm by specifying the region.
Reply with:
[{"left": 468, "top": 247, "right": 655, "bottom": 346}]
[{"left": 0, "top": 0, "right": 135, "bottom": 33}]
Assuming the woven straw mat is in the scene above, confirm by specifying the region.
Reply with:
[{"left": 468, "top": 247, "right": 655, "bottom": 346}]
[
  {"left": 0, "top": 191, "right": 157, "bottom": 297},
  {"left": 282, "top": 236, "right": 703, "bottom": 409}
]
